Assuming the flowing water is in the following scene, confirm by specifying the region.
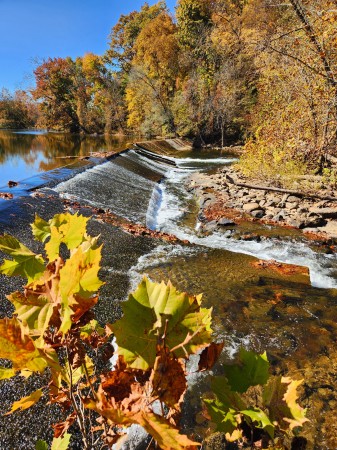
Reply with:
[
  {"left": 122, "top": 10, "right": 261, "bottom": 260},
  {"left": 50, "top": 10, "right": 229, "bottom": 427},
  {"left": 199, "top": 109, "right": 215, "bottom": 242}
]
[
  {"left": 51, "top": 146, "right": 337, "bottom": 447},
  {"left": 3, "top": 133, "right": 337, "bottom": 446}
]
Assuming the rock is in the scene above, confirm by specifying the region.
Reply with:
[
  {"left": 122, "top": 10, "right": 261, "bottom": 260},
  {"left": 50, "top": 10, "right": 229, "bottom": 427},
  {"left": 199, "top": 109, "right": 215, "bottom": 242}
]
[
  {"left": 287, "top": 195, "right": 301, "bottom": 202},
  {"left": 286, "top": 202, "right": 299, "bottom": 210},
  {"left": 203, "top": 432, "right": 228, "bottom": 450},
  {"left": 288, "top": 218, "right": 306, "bottom": 228},
  {"left": 279, "top": 193, "right": 289, "bottom": 207},
  {"left": 243, "top": 202, "right": 260, "bottom": 213},
  {"left": 266, "top": 194, "right": 281, "bottom": 203},
  {"left": 255, "top": 194, "right": 265, "bottom": 201},
  {"left": 241, "top": 233, "right": 261, "bottom": 241},
  {"left": 302, "top": 216, "right": 327, "bottom": 228},
  {"left": 202, "top": 220, "right": 218, "bottom": 232},
  {"left": 308, "top": 207, "right": 337, "bottom": 218},
  {"left": 274, "top": 211, "right": 287, "bottom": 222},
  {"left": 217, "top": 218, "right": 236, "bottom": 227},
  {"left": 318, "top": 220, "right": 337, "bottom": 238},
  {"left": 251, "top": 209, "right": 265, "bottom": 218},
  {"left": 200, "top": 194, "right": 216, "bottom": 207},
  {"left": 246, "top": 193, "right": 257, "bottom": 200}
]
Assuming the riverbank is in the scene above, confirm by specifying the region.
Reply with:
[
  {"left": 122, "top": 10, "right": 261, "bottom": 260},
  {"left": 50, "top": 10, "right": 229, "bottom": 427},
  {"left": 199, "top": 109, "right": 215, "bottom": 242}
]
[{"left": 188, "top": 165, "right": 337, "bottom": 242}]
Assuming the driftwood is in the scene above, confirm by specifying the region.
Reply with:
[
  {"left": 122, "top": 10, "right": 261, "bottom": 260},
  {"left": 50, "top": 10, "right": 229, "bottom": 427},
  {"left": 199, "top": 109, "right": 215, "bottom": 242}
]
[
  {"left": 55, "top": 155, "right": 82, "bottom": 159},
  {"left": 55, "top": 151, "right": 119, "bottom": 160},
  {"left": 225, "top": 174, "right": 337, "bottom": 202}
]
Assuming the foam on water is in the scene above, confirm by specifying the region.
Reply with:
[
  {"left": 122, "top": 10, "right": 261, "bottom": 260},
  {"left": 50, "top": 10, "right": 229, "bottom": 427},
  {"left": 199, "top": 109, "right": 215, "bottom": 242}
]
[
  {"left": 148, "top": 162, "right": 337, "bottom": 289},
  {"left": 54, "top": 159, "right": 156, "bottom": 223},
  {"left": 128, "top": 244, "right": 200, "bottom": 293},
  {"left": 53, "top": 148, "right": 337, "bottom": 290}
]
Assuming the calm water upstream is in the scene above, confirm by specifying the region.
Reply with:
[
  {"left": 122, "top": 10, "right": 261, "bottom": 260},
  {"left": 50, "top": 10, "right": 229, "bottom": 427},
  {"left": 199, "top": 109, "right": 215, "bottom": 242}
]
[
  {"left": 0, "top": 129, "right": 131, "bottom": 187},
  {"left": 1, "top": 132, "right": 337, "bottom": 447}
]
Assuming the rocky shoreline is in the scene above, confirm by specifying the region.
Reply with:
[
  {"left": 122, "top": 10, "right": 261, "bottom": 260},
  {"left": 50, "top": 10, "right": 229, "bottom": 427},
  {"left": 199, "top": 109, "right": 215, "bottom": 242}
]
[{"left": 188, "top": 165, "right": 337, "bottom": 241}]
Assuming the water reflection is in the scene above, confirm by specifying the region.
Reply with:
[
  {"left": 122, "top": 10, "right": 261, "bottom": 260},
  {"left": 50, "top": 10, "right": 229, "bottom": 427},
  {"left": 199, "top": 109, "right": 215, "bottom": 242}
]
[{"left": 0, "top": 130, "right": 132, "bottom": 186}]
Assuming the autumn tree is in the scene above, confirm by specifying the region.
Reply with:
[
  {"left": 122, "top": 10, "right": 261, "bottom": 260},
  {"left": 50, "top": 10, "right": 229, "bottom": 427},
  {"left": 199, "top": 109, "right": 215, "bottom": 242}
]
[
  {"left": 126, "top": 11, "right": 179, "bottom": 135},
  {"left": 33, "top": 55, "right": 125, "bottom": 134},
  {"left": 32, "top": 57, "right": 82, "bottom": 133},
  {"left": 239, "top": 0, "right": 337, "bottom": 180},
  {"left": 105, "top": 1, "right": 167, "bottom": 73},
  {"left": 0, "top": 89, "right": 39, "bottom": 129}
]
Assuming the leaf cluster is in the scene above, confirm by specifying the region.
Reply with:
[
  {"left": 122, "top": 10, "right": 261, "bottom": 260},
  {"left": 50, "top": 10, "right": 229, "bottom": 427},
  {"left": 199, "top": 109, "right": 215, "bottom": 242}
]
[
  {"left": 0, "top": 213, "right": 308, "bottom": 449},
  {"left": 0, "top": 213, "right": 219, "bottom": 449},
  {"left": 204, "top": 348, "right": 309, "bottom": 448}
]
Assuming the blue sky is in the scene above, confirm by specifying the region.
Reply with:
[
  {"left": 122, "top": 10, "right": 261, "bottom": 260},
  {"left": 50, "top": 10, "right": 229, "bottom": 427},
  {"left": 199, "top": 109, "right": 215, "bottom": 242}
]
[{"left": 0, "top": 0, "right": 177, "bottom": 92}]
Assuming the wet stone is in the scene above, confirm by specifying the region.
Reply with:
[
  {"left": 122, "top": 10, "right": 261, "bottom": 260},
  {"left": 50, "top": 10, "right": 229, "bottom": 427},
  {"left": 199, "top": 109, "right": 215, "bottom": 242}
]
[
  {"left": 218, "top": 218, "right": 236, "bottom": 227},
  {"left": 251, "top": 209, "right": 265, "bottom": 218}
]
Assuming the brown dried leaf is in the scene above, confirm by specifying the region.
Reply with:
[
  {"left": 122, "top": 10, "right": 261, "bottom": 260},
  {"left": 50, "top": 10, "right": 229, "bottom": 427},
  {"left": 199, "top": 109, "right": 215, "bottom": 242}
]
[
  {"left": 150, "top": 348, "right": 186, "bottom": 409},
  {"left": 198, "top": 342, "right": 224, "bottom": 371},
  {"left": 53, "top": 412, "right": 77, "bottom": 438},
  {"left": 67, "top": 335, "right": 86, "bottom": 370}
]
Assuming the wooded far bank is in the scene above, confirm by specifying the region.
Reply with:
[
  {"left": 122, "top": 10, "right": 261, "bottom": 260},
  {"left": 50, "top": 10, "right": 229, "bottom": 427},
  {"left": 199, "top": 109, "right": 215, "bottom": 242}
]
[{"left": 1, "top": 0, "right": 337, "bottom": 183}]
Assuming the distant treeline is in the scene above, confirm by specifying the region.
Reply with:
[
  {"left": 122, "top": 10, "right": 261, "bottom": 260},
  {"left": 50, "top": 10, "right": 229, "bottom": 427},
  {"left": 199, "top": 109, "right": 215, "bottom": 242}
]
[{"left": 1, "top": 0, "right": 336, "bottom": 177}]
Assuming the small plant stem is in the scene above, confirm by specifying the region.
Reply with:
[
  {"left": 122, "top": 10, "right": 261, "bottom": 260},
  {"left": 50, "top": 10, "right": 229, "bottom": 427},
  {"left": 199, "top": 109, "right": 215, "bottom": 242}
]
[
  {"left": 146, "top": 437, "right": 154, "bottom": 450},
  {"left": 66, "top": 345, "right": 90, "bottom": 449},
  {"left": 170, "top": 327, "right": 202, "bottom": 356}
]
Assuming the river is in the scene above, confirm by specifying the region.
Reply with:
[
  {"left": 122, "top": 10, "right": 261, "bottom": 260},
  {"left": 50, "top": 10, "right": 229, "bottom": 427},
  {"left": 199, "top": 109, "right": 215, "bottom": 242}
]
[{"left": 0, "top": 131, "right": 337, "bottom": 448}]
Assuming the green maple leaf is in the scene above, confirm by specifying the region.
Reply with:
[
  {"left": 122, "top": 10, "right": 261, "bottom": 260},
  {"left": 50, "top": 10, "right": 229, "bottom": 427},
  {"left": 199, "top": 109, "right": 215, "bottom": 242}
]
[
  {"left": 31, "top": 214, "right": 51, "bottom": 243},
  {"left": 35, "top": 441, "right": 48, "bottom": 450},
  {"left": 45, "top": 213, "right": 89, "bottom": 261},
  {"left": 210, "top": 376, "right": 247, "bottom": 410},
  {"left": 241, "top": 407, "right": 275, "bottom": 438},
  {"left": 223, "top": 348, "right": 269, "bottom": 393},
  {"left": 51, "top": 433, "right": 71, "bottom": 450},
  {"left": 204, "top": 399, "right": 240, "bottom": 435},
  {"left": 204, "top": 376, "right": 246, "bottom": 436},
  {"left": 263, "top": 375, "right": 309, "bottom": 431},
  {"left": 0, "top": 235, "right": 45, "bottom": 282},
  {"left": 112, "top": 277, "right": 213, "bottom": 370}
]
